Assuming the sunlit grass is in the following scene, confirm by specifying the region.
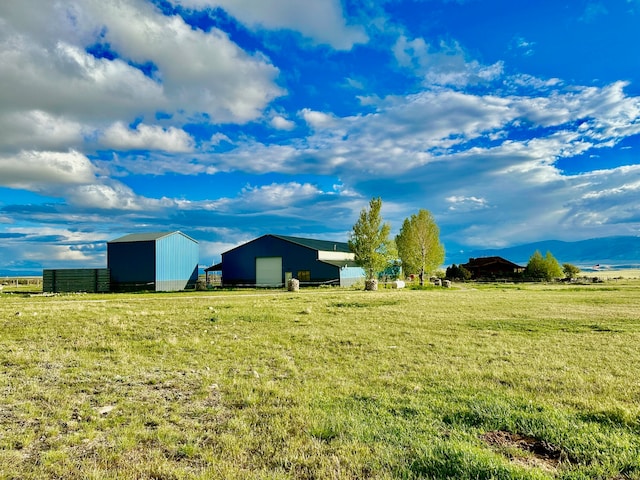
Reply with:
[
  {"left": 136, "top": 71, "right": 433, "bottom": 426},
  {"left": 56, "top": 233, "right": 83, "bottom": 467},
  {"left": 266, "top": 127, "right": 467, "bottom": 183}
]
[{"left": 1, "top": 283, "right": 639, "bottom": 479}]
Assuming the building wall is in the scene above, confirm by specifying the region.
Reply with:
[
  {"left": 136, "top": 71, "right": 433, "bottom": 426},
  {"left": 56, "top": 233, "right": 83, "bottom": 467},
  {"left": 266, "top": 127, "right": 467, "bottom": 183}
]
[
  {"left": 339, "top": 266, "right": 365, "bottom": 287},
  {"left": 222, "top": 235, "right": 341, "bottom": 286},
  {"left": 108, "top": 241, "right": 156, "bottom": 290},
  {"left": 317, "top": 250, "right": 355, "bottom": 261},
  {"left": 156, "top": 233, "right": 199, "bottom": 291}
]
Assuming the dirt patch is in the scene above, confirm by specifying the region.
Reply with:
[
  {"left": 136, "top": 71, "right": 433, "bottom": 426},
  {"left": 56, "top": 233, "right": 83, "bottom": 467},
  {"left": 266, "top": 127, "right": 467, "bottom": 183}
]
[{"left": 481, "top": 430, "right": 568, "bottom": 471}]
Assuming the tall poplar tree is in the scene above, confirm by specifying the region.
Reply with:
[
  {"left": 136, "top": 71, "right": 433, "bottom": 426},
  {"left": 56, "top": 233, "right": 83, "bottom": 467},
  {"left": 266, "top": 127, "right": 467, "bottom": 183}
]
[
  {"left": 395, "top": 209, "right": 445, "bottom": 285},
  {"left": 348, "top": 197, "right": 393, "bottom": 287}
]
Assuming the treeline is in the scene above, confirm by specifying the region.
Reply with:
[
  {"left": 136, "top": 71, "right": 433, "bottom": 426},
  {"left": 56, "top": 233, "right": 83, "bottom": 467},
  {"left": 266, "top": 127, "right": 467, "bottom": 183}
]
[
  {"left": 446, "top": 250, "right": 581, "bottom": 282},
  {"left": 347, "top": 197, "right": 583, "bottom": 288}
]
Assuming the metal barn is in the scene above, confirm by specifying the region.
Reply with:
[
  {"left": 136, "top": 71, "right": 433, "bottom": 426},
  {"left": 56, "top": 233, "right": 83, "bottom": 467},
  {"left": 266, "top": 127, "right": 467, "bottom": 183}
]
[
  {"left": 108, "top": 231, "right": 199, "bottom": 291},
  {"left": 219, "top": 234, "right": 365, "bottom": 287}
]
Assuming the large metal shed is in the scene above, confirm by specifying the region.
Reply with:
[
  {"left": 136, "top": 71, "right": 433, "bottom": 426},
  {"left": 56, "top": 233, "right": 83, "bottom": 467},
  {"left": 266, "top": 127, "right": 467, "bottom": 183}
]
[
  {"left": 219, "top": 234, "right": 364, "bottom": 287},
  {"left": 107, "top": 231, "right": 199, "bottom": 291}
]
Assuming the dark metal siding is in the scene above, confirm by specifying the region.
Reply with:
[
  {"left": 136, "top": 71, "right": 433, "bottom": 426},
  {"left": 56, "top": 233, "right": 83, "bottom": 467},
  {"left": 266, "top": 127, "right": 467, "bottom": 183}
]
[
  {"left": 222, "top": 235, "right": 341, "bottom": 286},
  {"left": 43, "top": 268, "right": 110, "bottom": 293},
  {"left": 107, "top": 240, "right": 156, "bottom": 291}
]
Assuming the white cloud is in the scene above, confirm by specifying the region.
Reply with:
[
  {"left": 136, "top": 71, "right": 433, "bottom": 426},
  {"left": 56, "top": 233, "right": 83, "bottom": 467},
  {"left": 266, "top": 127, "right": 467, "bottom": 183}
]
[
  {"left": 64, "top": 181, "right": 174, "bottom": 211},
  {"left": 131, "top": 81, "right": 640, "bottom": 190},
  {"left": 393, "top": 35, "right": 504, "bottom": 87},
  {"left": 0, "top": 0, "right": 284, "bottom": 124},
  {"left": 169, "top": 0, "right": 368, "bottom": 50},
  {"left": 101, "top": 122, "right": 194, "bottom": 152},
  {"left": 0, "top": 150, "right": 96, "bottom": 189},
  {"left": 0, "top": 111, "right": 85, "bottom": 152},
  {"left": 393, "top": 36, "right": 428, "bottom": 68},
  {"left": 511, "top": 36, "right": 535, "bottom": 57},
  {"left": 300, "top": 108, "right": 338, "bottom": 129},
  {"left": 446, "top": 196, "right": 489, "bottom": 212},
  {"left": 208, "top": 182, "right": 323, "bottom": 213},
  {"left": 210, "top": 133, "right": 233, "bottom": 146},
  {"left": 93, "top": 2, "right": 284, "bottom": 123},
  {"left": 23, "top": 245, "right": 96, "bottom": 262},
  {"left": 175, "top": 81, "right": 640, "bottom": 247},
  {"left": 270, "top": 115, "right": 296, "bottom": 131},
  {"left": 0, "top": 34, "right": 165, "bottom": 120}
]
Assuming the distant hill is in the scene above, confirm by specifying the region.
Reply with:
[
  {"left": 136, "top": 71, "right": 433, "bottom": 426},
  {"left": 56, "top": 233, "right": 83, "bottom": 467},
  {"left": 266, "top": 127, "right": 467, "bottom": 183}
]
[{"left": 446, "top": 236, "right": 640, "bottom": 269}]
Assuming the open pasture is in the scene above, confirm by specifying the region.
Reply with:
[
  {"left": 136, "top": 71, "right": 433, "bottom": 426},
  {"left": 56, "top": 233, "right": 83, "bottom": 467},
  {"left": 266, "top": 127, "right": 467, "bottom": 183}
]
[{"left": 1, "top": 283, "right": 639, "bottom": 479}]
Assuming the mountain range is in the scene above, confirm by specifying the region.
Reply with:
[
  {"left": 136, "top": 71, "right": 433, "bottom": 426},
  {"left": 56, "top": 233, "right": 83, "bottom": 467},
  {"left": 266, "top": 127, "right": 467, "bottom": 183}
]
[{"left": 446, "top": 236, "right": 640, "bottom": 270}]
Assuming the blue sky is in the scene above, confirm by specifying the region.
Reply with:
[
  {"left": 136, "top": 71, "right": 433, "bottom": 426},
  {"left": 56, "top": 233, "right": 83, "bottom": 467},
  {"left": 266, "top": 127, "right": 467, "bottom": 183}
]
[{"left": 1, "top": 0, "right": 640, "bottom": 273}]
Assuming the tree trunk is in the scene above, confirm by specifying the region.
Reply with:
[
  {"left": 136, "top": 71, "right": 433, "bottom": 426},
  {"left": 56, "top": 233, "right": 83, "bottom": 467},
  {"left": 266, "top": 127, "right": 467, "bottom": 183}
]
[{"left": 419, "top": 268, "right": 424, "bottom": 286}]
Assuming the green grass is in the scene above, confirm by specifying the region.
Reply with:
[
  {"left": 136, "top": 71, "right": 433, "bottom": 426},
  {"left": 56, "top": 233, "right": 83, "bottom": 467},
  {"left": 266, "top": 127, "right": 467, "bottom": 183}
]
[{"left": 1, "top": 283, "right": 639, "bottom": 479}]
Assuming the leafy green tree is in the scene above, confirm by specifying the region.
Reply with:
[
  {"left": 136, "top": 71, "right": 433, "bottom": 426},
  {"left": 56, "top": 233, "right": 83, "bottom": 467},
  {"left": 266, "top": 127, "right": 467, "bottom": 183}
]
[
  {"left": 525, "top": 250, "right": 563, "bottom": 281},
  {"left": 395, "top": 209, "right": 445, "bottom": 286},
  {"left": 525, "top": 250, "right": 546, "bottom": 279},
  {"left": 348, "top": 197, "right": 393, "bottom": 288},
  {"left": 563, "top": 263, "right": 581, "bottom": 280},
  {"left": 446, "top": 263, "right": 472, "bottom": 281},
  {"left": 545, "top": 251, "right": 563, "bottom": 279}
]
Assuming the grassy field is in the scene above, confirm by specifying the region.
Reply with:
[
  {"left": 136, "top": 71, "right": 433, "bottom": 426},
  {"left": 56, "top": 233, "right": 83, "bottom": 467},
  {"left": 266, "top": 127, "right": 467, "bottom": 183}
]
[{"left": 1, "top": 282, "right": 639, "bottom": 479}]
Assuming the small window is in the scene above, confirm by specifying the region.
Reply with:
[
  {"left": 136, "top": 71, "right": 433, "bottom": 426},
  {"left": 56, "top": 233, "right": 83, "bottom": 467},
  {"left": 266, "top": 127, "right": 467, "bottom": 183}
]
[{"left": 297, "top": 270, "right": 310, "bottom": 282}]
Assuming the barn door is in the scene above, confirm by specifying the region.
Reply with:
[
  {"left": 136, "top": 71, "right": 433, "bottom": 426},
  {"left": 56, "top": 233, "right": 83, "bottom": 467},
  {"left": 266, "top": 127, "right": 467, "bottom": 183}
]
[{"left": 256, "top": 257, "right": 282, "bottom": 287}]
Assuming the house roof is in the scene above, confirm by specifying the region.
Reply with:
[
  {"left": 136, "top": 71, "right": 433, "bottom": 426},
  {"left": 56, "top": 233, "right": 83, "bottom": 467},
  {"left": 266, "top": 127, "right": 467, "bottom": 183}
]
[
  {"left": 108, "top": 231, "right": 198, "bottom": 244},
  {"left": 463, "top": 256, "right": 524, "bottom": 269},
  {"left": 270, "top": 234, "right": 351, "bottom": 253},
  {"left": 204, "top": 262, "right": 223, "bottom": 272}
]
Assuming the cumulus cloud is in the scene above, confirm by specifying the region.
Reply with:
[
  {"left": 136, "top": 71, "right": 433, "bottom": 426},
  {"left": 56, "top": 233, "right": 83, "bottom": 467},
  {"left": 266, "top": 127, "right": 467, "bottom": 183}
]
[
  {"left": 300, "top": 108, "right": 338, "bottom": 129},
  {"left": 0, "top": 111, "right": 86, "bottom": 152},
  {"left": 90, "top": 1, "right": 284, "bottom": 122},
  {"left": 101, "top": 122, "right": 195, "bottom": 152},
  {"left": 169, "top": 0, "right": 368, "bottom": 50},
  {"left": 0, "top": 34, "right": 165, "bottom": 120},
  {"left": 0, "top": 150, "right": 96, "bottom": 189},
  {"left": 270, "top": 115, "right": 296, "bottom": 131},
  {"left": 64, "top": 181, "right": 175, "bottom": 211},
  {"left": 0, "top": 0, "right": 283, "bottom": 124}
]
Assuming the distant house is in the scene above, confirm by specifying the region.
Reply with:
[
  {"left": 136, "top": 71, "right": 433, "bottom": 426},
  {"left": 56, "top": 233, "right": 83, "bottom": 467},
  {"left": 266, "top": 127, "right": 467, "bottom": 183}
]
[
  {"left": 462, "top": 256, "right": 525, "bottom": 280},
  {"left": 108, "top": 231, "right": 199, "bottom": 291},
  {"left": 217, "top": 234, "right": 365, "bottom": 287}
]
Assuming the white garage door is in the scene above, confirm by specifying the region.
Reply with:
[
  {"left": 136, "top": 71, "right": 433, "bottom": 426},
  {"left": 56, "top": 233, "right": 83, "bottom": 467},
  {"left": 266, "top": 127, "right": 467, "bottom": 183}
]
[{"left": 256, "top": 257, "right": 282, "bottom": 287}]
